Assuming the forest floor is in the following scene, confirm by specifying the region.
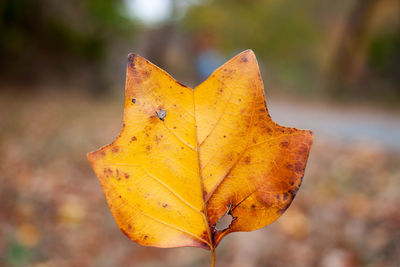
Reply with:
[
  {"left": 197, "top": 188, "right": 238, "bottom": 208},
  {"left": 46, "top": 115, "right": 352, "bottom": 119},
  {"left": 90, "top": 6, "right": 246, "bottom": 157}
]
[{"left": 0, "top": 89, "right": 399, "bottom": 267}]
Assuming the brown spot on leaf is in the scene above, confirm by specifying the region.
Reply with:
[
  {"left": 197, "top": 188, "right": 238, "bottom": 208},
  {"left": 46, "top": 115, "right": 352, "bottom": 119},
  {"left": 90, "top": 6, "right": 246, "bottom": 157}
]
[
  {"left": 257, "top": 193, "right": 274, "bottom": 207},
  {"left": 223, "top": 152, "right": 234, "bottom": 163},
  {"left": 144, "top": 125, "right": 152, "bottom": 136},
  {"left": 149, "top": 115, "right": 158, "bottom": 123},
  {"left": 146, "top": 145, "right": 152, "bottom": 151},
  {"left": 131, "top": 136, "right": 137, "bottom": 142},
  {"left": 201, "top": 230, "right": 209, "bottom": 241},
  {"left": 288, "top": 187, "right": 299, "bottom": 198},
  {"left": 162, "top": 204, "right": 168, "bottom": 208},
  {"left": 103, "top": 168, "right": 113, "bottom": 176},
  {"left": 295, "top": 162, "right": 304, "bottom": 172},
  {"left": 241, "top": 56, "right": 248, "bottom": 62},
  {"left": 124, "top": 173, "right": 130, "bottom": 179},
  {"left": 112, "top": 146, "right": 119, "bottom": 153},
  {"left": 141, "top": 70, "right": 151, "bottom": 79},
  {"left": 127, "top": 53, "right": 136, "bottom": 68},
  {"left": 281, "top": 141, "right": 289, "bottom": 148},
  {"left": 298, "top": 144, "right": 309, "bottom": 154}
]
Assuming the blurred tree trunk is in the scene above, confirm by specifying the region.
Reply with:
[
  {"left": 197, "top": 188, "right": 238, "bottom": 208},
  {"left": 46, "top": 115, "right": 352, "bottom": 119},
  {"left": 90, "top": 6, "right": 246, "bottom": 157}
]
[
  {"left": 141, "top": 24, "right": 174, "bottom": 69},
  {"left": 140, "top": 0, "right": 197, "bottom": 86},
  {"left": 330, "top": 0, "right": 379, "bottom": 96}
]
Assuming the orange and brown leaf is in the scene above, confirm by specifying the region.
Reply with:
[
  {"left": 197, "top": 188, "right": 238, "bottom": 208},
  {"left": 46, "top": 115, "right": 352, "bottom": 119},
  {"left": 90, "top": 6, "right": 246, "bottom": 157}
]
[{"left": 87, "top": 50, "right": 313, "bottom": 251}]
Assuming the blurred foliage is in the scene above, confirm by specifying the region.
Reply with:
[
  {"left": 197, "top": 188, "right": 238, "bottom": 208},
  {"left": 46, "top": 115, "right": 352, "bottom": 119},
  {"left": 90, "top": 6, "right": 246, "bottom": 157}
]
[
  {"left": 329, "top": 0, "right": 400, "bottom": 101},
  {"left": 182, "top": 0, "right": 337, "bottom": 92},
  {"left": 0, "top": 0, "right": 399, "bottom": 99},
  {"left": 181, "top": 0, "right": 400, "bottom": 101},
  {"left": 368, "top": 29, "right": 400, "bottom": 83},
  {"left": 5, "top": 242, "right": 32, "bottom": 266},
  {"left": 0, "top": 0, "right": 137, "bottom": 88},
  {"left": 365, "top": 29, "right": 400, "bottom": 101}
]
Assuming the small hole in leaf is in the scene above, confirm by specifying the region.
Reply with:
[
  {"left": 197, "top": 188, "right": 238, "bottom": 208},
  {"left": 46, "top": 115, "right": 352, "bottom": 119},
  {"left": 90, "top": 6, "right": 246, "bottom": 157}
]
[
  {"left": 156, "top": 109, "right": 167, "bottom": 121},
  {"left": 215, "top": 213, "right": 234, "bottom": 231},
  {"left": 132, "top": 98, "right": 136, "bottom": 103}
]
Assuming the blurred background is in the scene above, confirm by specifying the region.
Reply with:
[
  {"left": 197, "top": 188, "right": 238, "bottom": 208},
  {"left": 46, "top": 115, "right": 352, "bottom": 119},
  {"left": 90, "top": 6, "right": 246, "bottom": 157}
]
[{"left": 0, "top": 0, "right": 399, "bottom": 266}]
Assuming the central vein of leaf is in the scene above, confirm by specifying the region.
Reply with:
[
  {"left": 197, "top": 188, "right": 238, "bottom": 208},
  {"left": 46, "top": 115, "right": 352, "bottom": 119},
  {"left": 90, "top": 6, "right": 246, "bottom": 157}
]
[{"left": 192, "top": 90, "right": 214, "bottom": 249}]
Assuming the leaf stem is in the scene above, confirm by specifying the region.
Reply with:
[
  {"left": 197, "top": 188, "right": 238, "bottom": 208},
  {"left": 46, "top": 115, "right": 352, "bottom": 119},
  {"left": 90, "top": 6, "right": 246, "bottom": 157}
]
[{"left": 211, "top": 248, "right": 215, "bottom": 267}]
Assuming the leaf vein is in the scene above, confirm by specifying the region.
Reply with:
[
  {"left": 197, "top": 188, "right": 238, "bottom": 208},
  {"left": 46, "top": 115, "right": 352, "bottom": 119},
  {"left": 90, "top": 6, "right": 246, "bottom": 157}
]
[
  {"left": 141, "top": 167, "right": 203, "bottom": 216},
  {"left": 141, "top": 212, "right": 211, "bottom": 247},
  {"left": 199, "top": 88, "right": 234, "bottom": 145}
]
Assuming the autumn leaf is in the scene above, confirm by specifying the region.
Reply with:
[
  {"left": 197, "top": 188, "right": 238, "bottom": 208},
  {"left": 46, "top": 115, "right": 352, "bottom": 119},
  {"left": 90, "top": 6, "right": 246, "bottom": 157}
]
[{"left": 87, "top": 50, "right": 313, "bottom": 266}]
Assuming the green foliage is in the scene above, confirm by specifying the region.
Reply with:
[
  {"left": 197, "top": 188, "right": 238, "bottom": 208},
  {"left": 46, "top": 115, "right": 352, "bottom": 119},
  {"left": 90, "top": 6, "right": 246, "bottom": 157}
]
[
  {"left": 368, "top": 30, "right": 400, "bottom": 75},
  {"left": 367, "top": 29, "right": 400, "bottom": 100},
  {"left": 6, "top": 242, "right": 31, "bottom": 267}
]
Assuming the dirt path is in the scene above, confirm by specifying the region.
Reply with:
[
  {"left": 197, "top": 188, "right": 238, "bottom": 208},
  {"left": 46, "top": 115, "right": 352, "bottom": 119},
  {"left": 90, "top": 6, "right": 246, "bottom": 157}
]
[{"left": 268, "top": 98, "right": 400, "bottom": 151}]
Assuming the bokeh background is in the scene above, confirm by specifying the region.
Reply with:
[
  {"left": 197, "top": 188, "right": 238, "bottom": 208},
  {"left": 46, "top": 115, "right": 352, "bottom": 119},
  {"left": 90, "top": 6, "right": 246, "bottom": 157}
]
[{"left": 1, "top": 0, "right": 399, "bottom": 266}]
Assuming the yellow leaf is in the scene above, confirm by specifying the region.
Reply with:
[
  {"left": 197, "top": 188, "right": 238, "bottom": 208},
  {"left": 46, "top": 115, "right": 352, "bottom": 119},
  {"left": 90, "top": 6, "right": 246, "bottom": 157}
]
[{"left": 87, "top": 50, "right": 313, "bottom": 263}]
